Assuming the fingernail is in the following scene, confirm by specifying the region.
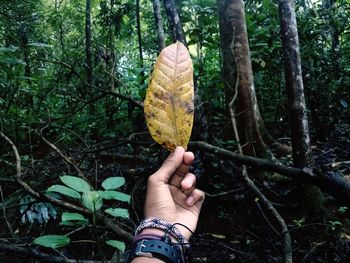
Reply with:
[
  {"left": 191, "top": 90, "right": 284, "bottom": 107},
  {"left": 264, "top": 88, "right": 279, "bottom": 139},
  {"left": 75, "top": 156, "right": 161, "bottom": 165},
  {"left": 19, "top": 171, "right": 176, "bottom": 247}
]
[
  {"left": 173, "top": 146, "right": 183, "bottom": 156},
  {"left": 175, "top": 146, "right": 183, "bottom": 152},
  {"left": 186, "top": 196, "right": 194, "bottom": 206}
]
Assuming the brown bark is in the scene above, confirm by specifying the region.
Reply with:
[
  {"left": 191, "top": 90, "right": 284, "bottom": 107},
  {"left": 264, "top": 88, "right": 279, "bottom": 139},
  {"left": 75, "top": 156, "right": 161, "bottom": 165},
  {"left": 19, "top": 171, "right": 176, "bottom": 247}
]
[
  {"left": 278, "top": 0, "right": 311, "bottom": 168},
  {"left": 217, "top": 0, "right": 265, "bottom": 156},
  {"left": 278, "top": 0, "right": 324, "bottom": 221},
  {"left": 218, "top": 0, "right": 290, "bottom": 158},
  {"left": 152, "top": 0, "right": 166, "bottom": 51},
  {"left": 163, "top": 0, "right": 186, "bottom": 45}
]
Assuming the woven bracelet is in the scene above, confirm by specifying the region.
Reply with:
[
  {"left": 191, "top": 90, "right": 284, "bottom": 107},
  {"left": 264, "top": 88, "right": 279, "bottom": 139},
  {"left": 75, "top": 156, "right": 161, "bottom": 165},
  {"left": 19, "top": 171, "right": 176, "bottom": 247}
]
[{"left": 135, "top": 218, "right": 188, "bottom": 244}]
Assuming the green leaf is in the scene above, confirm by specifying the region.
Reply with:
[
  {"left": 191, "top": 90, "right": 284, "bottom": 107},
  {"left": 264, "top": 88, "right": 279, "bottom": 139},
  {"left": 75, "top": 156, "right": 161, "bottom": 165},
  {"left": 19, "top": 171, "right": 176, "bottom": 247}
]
[
  {"left": 47, "top": 185, "right": 81, "bottom": 199},
  {"left": 60, "top": 176, "right": 91, "bottom": 193},
  {"left": 0, "top": 58, "right": 26, "bottom": 65},
  {"left": 104, "top": 208, "right": 129, "bottom": 218},
  {"left": 0, "top": 46, "right": 18, "bottom": 52},
  {"left": 60, "top": 221, "right": 75, "bottom": 226},
  {"left": 98, "top": 190, "right": 131, "bottom": 203},
  {"left": 263, "top": 0, "right": 270, "bottom": 9},
  {"left": 61, "top": 212, "right": 88, "bottom": 226},
  {"left": 82, "top": 191, "right": 103, "bottom": 212},
  {"left": 61, "top": 212, "right": 87, "bottom": 221},
  {"left": 102, "top": 177, "right": 125, "bottom": 190},
  {"left": 27, "top": 42, "right": 52, "bottom": 48},
  {"left": 106, "top": 240, "right": 125, "bottom": 252},
  {"left": 33, "top": 235, "right": 70, "bottom": 248}
]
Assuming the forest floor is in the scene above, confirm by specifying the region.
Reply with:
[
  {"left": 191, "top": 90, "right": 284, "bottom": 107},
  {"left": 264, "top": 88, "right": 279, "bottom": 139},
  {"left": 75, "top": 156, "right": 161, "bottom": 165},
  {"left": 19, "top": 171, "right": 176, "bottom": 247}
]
[{"left": 0, "top": 124, "right": 350, "bottom": 263}]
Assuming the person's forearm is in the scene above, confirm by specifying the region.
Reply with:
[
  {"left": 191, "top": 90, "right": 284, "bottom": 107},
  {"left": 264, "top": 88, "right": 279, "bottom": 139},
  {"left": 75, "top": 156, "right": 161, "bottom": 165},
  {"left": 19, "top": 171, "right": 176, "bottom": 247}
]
[{"left": 131, "top": 258, "right": 164, "bottom": 263}]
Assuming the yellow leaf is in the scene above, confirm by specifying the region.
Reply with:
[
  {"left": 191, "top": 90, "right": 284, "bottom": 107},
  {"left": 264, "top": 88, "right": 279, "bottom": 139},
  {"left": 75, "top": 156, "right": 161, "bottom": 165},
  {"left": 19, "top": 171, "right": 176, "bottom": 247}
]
[{"left": 144, "top": 41, "right": 194, "bottom": 151}]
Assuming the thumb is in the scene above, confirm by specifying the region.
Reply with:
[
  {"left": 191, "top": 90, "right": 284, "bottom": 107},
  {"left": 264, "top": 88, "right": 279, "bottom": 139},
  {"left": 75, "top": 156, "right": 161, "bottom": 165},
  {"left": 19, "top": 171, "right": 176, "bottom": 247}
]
[{"left": 153, "top": 146, "right": 185, "bottom": 183}]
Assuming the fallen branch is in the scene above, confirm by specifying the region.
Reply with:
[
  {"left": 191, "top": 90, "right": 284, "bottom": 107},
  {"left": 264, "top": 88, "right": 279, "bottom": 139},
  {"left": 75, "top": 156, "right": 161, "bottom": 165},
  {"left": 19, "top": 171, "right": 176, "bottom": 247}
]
[
  {"left": 0, "top": 242, "right": 114, "bottom": 263},
  {"left": 190, "top": 141, "right": 350, "bottom": 204}
]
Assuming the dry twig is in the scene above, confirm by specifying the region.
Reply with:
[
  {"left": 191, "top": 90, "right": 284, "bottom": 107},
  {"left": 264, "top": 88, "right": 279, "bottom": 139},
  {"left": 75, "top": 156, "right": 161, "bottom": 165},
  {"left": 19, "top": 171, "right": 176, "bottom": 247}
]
[
  {"left": 226, "top": 48, "right": 293, "bottom": 262},
  {"left": 0, "top": 186, "right": 14, "bottom": 238},
  {"left": 35, "top": 128, "right": 87, "bottom": 181}
]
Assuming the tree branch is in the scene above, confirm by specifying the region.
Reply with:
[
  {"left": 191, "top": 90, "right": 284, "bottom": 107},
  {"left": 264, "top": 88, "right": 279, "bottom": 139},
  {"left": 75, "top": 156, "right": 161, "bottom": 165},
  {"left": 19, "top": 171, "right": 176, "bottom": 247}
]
[
  {"left": 39, "top": 58, "right": 144, "bottom": 108},
  {"left": 189, "top": 141, "right": 350, "bottom": 204},
  {"left": 0, "top": 242, "right": 114, "bottom": 263}
]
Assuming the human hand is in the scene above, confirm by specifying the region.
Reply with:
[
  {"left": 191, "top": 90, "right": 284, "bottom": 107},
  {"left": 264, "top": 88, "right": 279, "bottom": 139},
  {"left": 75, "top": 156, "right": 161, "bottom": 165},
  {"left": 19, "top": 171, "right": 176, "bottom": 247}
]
[{"left": 142, "top": 146, "right": 205, "bottom": 240}]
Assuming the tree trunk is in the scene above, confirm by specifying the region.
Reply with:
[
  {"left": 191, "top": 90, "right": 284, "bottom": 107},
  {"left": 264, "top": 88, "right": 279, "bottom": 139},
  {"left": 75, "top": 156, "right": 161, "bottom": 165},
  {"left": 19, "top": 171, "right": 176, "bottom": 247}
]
[
  {"left": 217, "top": 0, "right": 290, "bottom": 158},
  {"left": 85, "top": 0, "right": 93, "bottom": 88},
  {"left": 278, "top": 0, "right": 325, "bottom": 220},
  {"left": 152, "top": 0, "right": 166, "bottom": 51},
  {"left": 85, "top": 0, "right": 98, "bottom": 137},
  {"left": 136, "top": 0, "right": 144, "bottom": 70},
  {"left": 278, "top": 0, "right": 311, "bottom": 168},
  {"left": 18, "top": 25, "right": 31, "bottom": 84},
  {"left": 217, "top": 0, "right": 267, "bottom": 157},
  {"left": 135, "top": 0, "right": 145, "bottom": 86},
  {"left": 163, "top": 0, "right": 186, "bottom": 45}
]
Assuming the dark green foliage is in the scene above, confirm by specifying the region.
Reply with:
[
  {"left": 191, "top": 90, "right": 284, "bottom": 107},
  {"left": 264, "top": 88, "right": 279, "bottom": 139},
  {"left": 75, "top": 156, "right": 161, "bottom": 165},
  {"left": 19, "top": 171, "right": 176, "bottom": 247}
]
[{"left": 1, "top": 0, "right": 347, "bottom": 146}]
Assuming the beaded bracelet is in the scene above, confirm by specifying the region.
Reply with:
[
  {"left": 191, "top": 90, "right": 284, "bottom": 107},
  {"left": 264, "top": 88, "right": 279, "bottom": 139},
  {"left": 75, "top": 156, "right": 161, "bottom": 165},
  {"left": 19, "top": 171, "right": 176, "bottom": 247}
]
[{"left": 135, "top": 217, "right": 188, "bottom": 244}]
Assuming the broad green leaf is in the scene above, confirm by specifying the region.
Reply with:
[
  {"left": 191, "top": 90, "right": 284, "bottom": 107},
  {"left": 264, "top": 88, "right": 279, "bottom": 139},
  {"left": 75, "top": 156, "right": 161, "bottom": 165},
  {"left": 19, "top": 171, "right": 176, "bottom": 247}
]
[
  {"left": 144, "top": 41, "right": 194, "bottom": 151},
  {"left": 27, "top": 42, "right": 52, "bottom": 48},
  {"left": 98, "top": 190, "right": 131, "bottom": 203},
  {"left": 0, "top": 46, "right": 18, "bottom": 52},
  {"left": 33, "top": 235, "right": 70, "bottom": 248},
  {"left": 61, "top": 212, "right": 88, "bottom": 226},
  {"left": 82, "top": 191, "right": 103, "bottom": 212},
  {"left": 60, "top": 221, "right": 75, "bottom": 226},
  {"left": 60, "top": 175, "right": 91, "bottom": 193},
  {"left": 106, "top": 240, "right": 125, "bottom": 252},
  {"left": 102, "top": 177, "right": 125, "bottom": 190},
  {"left": 47, "top": 185, "right": 81, "bottom": 199},
  {"left": 104, "top": 208, "right": 129, "bottom": 218},
  {"left": 0, "top": 58, "right": 26, "bottom": 65},
  {"left": 61, "top": 212, "right": 87, "bottom": 222}
]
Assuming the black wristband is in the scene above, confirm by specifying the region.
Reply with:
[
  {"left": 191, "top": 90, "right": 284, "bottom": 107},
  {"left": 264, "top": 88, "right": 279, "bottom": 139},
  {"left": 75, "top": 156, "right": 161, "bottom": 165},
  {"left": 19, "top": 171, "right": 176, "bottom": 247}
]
[{"left": 126, "top": 239, "right": 183, "bottom": 263}]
